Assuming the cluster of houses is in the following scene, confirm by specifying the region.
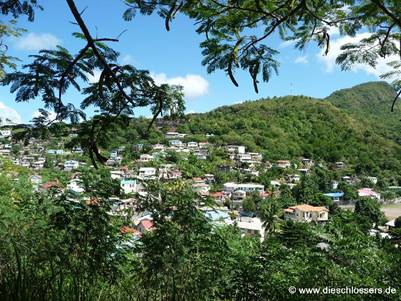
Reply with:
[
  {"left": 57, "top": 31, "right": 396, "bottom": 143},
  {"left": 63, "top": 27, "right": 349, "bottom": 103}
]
[{"left": 0, "top": 128, "right": 389, "bottom": 242}]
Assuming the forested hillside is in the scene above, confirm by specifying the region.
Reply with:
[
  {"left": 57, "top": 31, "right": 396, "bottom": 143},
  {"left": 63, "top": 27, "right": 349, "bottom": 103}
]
[{"left": 177, "top": 82, "right": 401, "bottom": 177}]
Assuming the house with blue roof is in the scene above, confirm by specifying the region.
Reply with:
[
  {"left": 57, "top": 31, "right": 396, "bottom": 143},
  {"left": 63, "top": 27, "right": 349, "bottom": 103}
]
[{"left": 323, "top": 192, "right": 344, "bottom": 203}]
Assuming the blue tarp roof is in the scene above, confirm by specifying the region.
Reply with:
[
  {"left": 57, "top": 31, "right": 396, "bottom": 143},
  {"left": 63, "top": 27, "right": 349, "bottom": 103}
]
[{"left": 323, "top": 192, "right": 344, "bottom": 198}]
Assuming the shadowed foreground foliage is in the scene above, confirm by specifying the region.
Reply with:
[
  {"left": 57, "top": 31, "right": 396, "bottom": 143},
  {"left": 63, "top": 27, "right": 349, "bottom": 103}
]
[{"left": 0, "top": 171, "right": 400, "bottom": 301}]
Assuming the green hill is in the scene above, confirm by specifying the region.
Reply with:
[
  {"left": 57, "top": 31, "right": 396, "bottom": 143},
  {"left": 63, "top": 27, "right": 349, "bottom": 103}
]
[
  {"left": 176, "top": 82, "right": 401, "bottom": 177},
  {"left": 325, "top": 81, "right": 401, "bottom": 140}
]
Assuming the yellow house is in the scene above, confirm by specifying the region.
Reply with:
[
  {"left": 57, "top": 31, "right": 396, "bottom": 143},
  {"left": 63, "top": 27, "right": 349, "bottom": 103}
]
[{"left": 284, "top": 204, "right": 329, "bottom": 222}]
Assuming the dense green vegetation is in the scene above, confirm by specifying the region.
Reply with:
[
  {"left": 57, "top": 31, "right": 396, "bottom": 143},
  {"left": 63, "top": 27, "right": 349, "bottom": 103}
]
[
  {"left": 1, "top": 167, "right": 401, "bottom": 301},
  {"left": 176, "top": 82, "right": 401, "bottom": 182}
]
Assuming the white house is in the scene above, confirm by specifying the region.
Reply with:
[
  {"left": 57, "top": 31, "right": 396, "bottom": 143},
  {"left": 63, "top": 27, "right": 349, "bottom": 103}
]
[
  {"left": 335, "top": 161, "right": 345, "bottom": 168},
  {"left": 237, "top": 153, "right": 252, "bottom": 163},
  {"left": 48, "top": 149, "right": 64, "bottom": 155},
  {"left": 165, "top": 132, "right": 186, "bottom": 139},
  {"left": 67, "top": 179, "right": 85, "bottom": 194},
  {"left": 169, "top": 140, "right": 183, "bottom": 147},
  {"left": 138, "top": 154, "right": 154, "bottom": 163},
  {"left": 276, "top": 160, "right": 291, "bottom": 168},
  {"left": 223, "top": 182, "right": 264, "bottom": 193},
  {"left": 367, "top": 176, "right": 378, "bottom": 185},
  {"left": 236, "top": 216, "right": 266, "bottom": 241},
  {"left": 120, "top": 179, "right": 138, "bottom": 194},
  {"left": 64, "top": 160, "right": 79, "bottom": 171},
  {"left": 284, "top": 204, "right": 329, "bottom": 222},
  {"left": 226, "top": 145, "right": 246, "bottom": 154},
  {"left": 358, "top": 188, "right": 381, "bottom": 200},
  {"left": 152, "top": 144, "right": 165, "bottom": 151},
  {"left": 138, "top": 167, "right": 157, "bottom": 180},
  {"left": 72, "top": 147, "right": 83, "bottom": 154},
  {"left": 192, "top": 183, "right": 210, "bottom": 196},
  {"left": 32, "top": 160, "right": 45, "bottom": 170},
  {"left": 187, "top": 141, "right": 198, "bottom": 148}
]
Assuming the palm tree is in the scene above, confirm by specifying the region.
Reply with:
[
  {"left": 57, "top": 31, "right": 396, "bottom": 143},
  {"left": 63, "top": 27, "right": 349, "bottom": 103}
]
[{"left": 259, "top": 197, "right": 283, "bottom": 236}]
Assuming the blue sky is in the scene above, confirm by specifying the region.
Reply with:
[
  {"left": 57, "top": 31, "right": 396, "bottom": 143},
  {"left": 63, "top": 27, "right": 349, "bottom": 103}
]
[{"left": 0, "top": 0, "right": 388, "bottom": 124}]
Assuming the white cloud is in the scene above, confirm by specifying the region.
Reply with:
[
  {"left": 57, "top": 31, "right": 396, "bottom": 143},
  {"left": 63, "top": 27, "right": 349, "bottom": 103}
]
[
  {"left": 121, "top": 54, "right": 137, "bottom": 65},
  {"left": 15, "top": 33, "right": 61, "bottom": 51},
  {"left": 279, "top": 40, "right": 296, "bottom": 48},
  {"left": 0, "top": 102, "right": 22, "bottom": 125},
  {"left": 294, "top": 56, "right": 308, "bottom": 64},
  {"left": 151, "top": 73, "right": 209, "bottom": 99},
  {"left": 317, "top": 32, "right": 397, "bottom": 78},
  {"left": 32, "top": 110, "right": 57, "bottom": 123},
  {"left": 87, "top": 69, "right": 102, "bottom": 84}
]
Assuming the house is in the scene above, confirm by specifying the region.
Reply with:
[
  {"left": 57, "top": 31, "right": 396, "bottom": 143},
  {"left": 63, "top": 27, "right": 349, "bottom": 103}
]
[
  {"left": 287, "top": 174, "right": 301, "bottom": 183},
  {"left": 226, "top": 145, "right": 246, "bottom": 154},
  {"left": 385, "top": 219, "right": 398, "bottom": 230},
  {"left": 138, "top": 167, "right": 157, "bottom": 180},
  {"left": 195, "top": 152, "right": 207, "bottom": 160},
  {"left": 187, "top": 141, "right": 198, "bottom": 148},
  {"left": 249, "top": 152, "right": 263, "bottom": 161},
  {"left": 237, "top": 153, "right": 252, "bottom": 163},
  {"left": 231, "top": 191, "right": 247, "bottom": 209},
  {"left": 323, "top": 192, "right": 344, "bottom": 203},
  {"left": 341, "top": 176, "right": 353, "bottom": 184},
  {"left": 72, "top": 147, "right": 83, "bottom": 154},
  {"left": 276, "top": 160, "right": 291, "bottom": 169},
  {"left": 32, "top": 159, "right": 45, "bottom": 170},
  {"left": 30, "top": 175, "right": 42, "bottom": 191},
  {"left": 204, "top": 174, "right": 215, "bottom": 184},
  {"left": 0, "top": 129, "right": 12, "bottom": 138},
  {"left": 301, "top": 158, "right": 314, "bottom": 167},
  {"left": 165, "top": 131, "right": 186, "bottom": 139},
  {"left": 113, "top": 198, "right": 137, "bottom": 214},
  {"left": 240, "top": 168, "right": 259, "bottom": 177},
  {"left": 47, "top": 149, "right": 64, "bottom": 155},
  {"left": 67, "top": 179, "right": 85, "bottom": 194},
  {"left": 223, "top": 183, "right": 265, "bottom": 193},
  {"left": 120, "top": 179, "right": 137, "bottom": 194},
  {"left": 204, "top": 209, "right": 232, "bottom": 225},
  {"left": 111, "top": 170, "right": 125, "bottom": 180},
  {"left": 236, "top": 216, "right": 266, "bottom": 241},
  {"left": 64, "top": 160, "right": 79, "bottom": 171},
  {"left": 198, "top": 142, "right": 210, "bottom": 149},
  {"left": 110, "top": 150, "right": 119, "bottom": 159},
  {"left": 335, "top": 161, "right": 345, "bottom": 169},
  {"left": 209, "top": 192, "right": 227, "bottom": 205},
  {"left": 152, "top": 144, "right": 165, "bottom": 151},
  {"left": 159, "top": 165, "right": 182, "bottom": 180},
  {"left": 367, "top": 176, "right": 378, "bottom": 185},
  {"left": 298, "top": 168, "right": 310, "bottom": 174},
  {"left": 41, "top": 180, "right": 63, "bottom": 191},
  {"left": 137, "top": 219, "right": 154, "bottom": 234},
  {"left": 169, "top": 139, "right": 183, "bottom": 147},
  {"left": 358, "top": 188, "right": 381, "bottom": 200},
  {"left": 138, "top": 154, "right": 154, "bottom": 163},
  {"left": 284, "top": 204, "right": 329, "bottom": 222},
  {"left": 192, "top": 183, "right": 210, "bottom": 196}
]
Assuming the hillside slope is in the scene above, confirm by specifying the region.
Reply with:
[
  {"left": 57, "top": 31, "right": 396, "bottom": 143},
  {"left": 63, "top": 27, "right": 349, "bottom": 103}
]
[
  {"left": 325, "top": 81, "right": 401, "bottom": 140},
  {"left": 177, "top": 82, "right": 401, "bottom": 176}
]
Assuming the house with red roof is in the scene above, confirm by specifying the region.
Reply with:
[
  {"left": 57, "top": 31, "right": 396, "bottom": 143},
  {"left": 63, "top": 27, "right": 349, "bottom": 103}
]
[{"left": 137, "top": 219, "right": 154, "bottom": 234}]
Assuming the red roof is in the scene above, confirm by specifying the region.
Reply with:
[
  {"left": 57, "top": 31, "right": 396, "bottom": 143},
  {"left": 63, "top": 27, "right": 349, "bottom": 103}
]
[
  {"left": 210, "top": 192, "right": 224, "bottom": 198},
  {"left": 41, "top": 180, "right": 62, "bottom": 190},
  {"left": 139, "top": 219, "right": 154, "bottom": 230}
]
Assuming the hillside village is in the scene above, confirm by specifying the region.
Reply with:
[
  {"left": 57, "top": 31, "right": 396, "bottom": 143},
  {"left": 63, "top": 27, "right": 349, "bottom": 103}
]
[{"left": 1, "top": 122, "right": 398, "bottom": 242}]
